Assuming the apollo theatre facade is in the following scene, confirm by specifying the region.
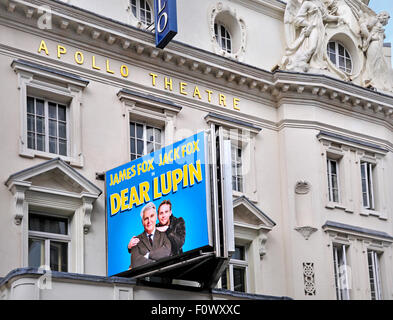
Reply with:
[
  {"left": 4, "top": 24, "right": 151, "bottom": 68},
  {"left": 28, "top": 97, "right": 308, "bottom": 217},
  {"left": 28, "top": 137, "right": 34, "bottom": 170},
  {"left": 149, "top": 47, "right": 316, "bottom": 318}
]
[{"left": 0, "top": 0, "right": 392, "bottom": 300}]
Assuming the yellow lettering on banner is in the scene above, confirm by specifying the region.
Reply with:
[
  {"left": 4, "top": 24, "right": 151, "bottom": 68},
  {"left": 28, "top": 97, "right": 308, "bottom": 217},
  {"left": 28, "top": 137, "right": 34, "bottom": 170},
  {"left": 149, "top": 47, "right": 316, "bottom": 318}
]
[
  {"left": 173, "top": 147, "right": 180, "bottom": 161},
  {"left": 92, "top": 56, "right": 101, "bottom": 70},
  {"left": 180, "top": 82, "right": 188, "bottom": 95},
  {"left": 150, "top": 73, "right": 158, "bottom": 86},
  {"left": 219, "top": 94, "right": 227, "bottom": 107},
  {"left": 119, "top": 170, "right": 127, "bottom": 182},
  {"left": 120, "top": 189, "right": 129, "bottom": 211},
  {"left": 205, "top": 90, "right": 213, "bottom": 103},
  {"left": 106, "top": 59, "right": 115, "bottom": 74},
  {"left": 193, "top": 86, "right": 202, "bottom": 99},
  {"left": 75, "top": 51, "right": 84, "bottom": 65},
  {"left": 139, "top": 181, "right": 151, "bottom": 203},
  {"left": 193, "top": 140, "right": 200, "bottom": 152},
  {"left": 165, "top": 77, "right": 173, "bottom": 91},
  {"left": 110, "top": 160, "right": 205, "bottom": 216},
  {"left": 172, "top": 168, "right": 183, "bottom": 193},
  {"left": 233, "top": 98, "right": 240, "bottom": 110},
  {"left": 161, "top": 171, "right": 172, "bottom": 195},
  {"left": 189, "top": 160, "right": 202, "bottom": 185},
  {"left": 110, "top": 193, "right": 121, "bottom": 216},
  {"left": 120, "top": 65, "right": 129, "bottom": 78},
  {"left": 129, "top": 186, "right": 141, "bottom": 208},
  {"left": 131, "top": 165, "right": 136, "bottom": 178},
  {"left": 38, "top": 40, "right": 49, "bottom": 55},
  {"left": 182, "top": 164, "right": 189, "bottom": 187},
  {"left": 153, "top": 177, "right": 162, "bottom": 199},
  {"left": 57, "top": 45, "right": 67, "bottom": 59}
]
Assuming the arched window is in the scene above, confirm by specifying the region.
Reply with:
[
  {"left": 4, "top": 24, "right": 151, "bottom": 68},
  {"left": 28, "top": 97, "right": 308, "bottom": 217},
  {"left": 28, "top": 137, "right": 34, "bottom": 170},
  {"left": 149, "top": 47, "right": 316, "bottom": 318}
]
[
  {"left": 327, "top": 41, "right": 352, "bottom": 74},
  {"left": 214, "top": 23, "right": 232, "bottom": 54},
  {"left": 130, "top": 0, "right": 153, "bottom": 25}
]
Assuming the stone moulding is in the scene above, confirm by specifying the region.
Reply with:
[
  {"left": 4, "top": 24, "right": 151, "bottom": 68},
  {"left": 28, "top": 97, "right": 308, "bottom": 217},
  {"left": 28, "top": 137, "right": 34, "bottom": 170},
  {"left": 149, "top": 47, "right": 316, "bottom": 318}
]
[
  {"left": 295, "top": 226, "right": 318, "bottom": 240},
  {"left": 1, "top": 0, "right": 393, "bottom": 124}
]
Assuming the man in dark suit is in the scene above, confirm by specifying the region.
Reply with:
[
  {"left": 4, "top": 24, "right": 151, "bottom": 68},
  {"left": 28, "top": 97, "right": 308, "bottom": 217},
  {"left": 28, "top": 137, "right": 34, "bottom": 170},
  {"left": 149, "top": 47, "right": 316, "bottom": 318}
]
[
  {"left": 156, "top": 200, "right": 186, "bottom": 256},
  {"left": 128, "top": 202, "right": 171, "bottom": 269}
]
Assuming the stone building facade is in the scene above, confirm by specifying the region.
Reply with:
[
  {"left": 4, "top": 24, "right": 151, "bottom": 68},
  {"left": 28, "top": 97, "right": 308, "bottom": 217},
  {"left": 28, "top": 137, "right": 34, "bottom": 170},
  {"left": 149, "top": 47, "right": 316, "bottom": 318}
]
[{"left": 0, "top": 0, "right": 392, "bottom": 300}]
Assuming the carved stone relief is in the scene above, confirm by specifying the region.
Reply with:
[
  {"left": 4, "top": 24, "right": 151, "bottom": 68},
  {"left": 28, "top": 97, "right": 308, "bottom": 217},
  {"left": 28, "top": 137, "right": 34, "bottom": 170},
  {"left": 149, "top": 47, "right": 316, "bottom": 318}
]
[
  {"left": 303, "top": 262, "right": 317, "bottom": 296},
  {"left": 281, "top": 0, "right": 393, "bottom": 93},
  {"left": 294, "top": 181, "right": 318, "bottom": 239}
]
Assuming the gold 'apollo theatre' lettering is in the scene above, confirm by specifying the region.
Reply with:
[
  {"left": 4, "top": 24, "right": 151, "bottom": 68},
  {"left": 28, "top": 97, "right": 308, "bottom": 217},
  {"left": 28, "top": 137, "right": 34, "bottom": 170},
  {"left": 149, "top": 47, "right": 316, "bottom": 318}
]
[
  {"left": 36, "top": 40, "right": 241, "bottom": 110},
  {"left": 37, "top": 40, "right": 130, "bottom": 78},
  {"left": 149, "top": 73, "right": 241, "bottom": 110}
]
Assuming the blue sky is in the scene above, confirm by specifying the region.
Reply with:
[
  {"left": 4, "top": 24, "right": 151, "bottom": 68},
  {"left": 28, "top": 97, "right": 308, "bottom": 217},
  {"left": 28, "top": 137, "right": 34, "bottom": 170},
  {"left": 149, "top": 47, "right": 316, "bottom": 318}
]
[{"left": 369, "top": 0, "right": 393, "bottom": 45}]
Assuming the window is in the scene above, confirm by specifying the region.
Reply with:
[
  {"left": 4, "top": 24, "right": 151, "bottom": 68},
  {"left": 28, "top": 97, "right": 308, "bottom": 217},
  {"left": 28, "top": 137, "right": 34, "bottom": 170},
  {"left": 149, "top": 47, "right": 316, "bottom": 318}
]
[
  {"left": 130, "top": 121, "right": 162, "bottom": 160},
  {"left": 327, "top": 41, "right": 352, "bottom": 74},
  {"left": 130, "top": 0, "right": 153, "bottom": 25},
  {"left": 222, "top": 128, "right": 244, "bottom": 193},
  {"left": 214, "top": 23, "right": 232, "bottom": 54},
  {"left": 12, "top": 59, "right": 88, "bottom": 167},
  {"left": 333, "top": 244, "right": 350, "bottom": 300},
  {"left": 368, "top": 250, "right": 382, "bottom": 300},
  {"left": 221, "top": 245, "right": 248, "bottom": 292},
  {"left": 27, "top": 96, "right": 68, "bottom": 156},
  {"left": 205, "top": 114, "right": 261, "bottom": 201},
  {"left": 231, "top": 145, "right": 243, "bottom": 193},
  {"left": 327, "top": 158, "right": 340, "bottom": 203},
  {"left": 361, "top": 162, "right": 375, "bottom": 210},
  {"left": 28, "top": 212, "right": 70, "bottom": 272}
]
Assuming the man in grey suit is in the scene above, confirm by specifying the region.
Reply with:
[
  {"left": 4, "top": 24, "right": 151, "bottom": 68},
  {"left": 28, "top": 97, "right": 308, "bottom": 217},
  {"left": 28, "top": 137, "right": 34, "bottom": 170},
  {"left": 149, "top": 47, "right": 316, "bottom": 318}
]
[{"left": 128, "top": 202, "right": 172, "bottom": 269}]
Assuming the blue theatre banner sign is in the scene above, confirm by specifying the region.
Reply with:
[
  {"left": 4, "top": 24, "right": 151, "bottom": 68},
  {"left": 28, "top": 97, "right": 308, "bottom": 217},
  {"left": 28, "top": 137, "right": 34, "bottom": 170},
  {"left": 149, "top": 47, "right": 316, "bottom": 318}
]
[
  {"left": 106, "top": 132, "right": 210, "bottom": 276},
  {"left": 154, "top": 0, "right": 178, "bottom": 49}
]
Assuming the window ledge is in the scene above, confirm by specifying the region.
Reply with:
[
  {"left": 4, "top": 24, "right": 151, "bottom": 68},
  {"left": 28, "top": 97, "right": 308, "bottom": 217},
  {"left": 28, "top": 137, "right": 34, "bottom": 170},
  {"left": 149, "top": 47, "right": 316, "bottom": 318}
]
[
  {"left": 20, "top": 149, "right": 83, "bottom": 168},
  {"left": 360, "top": 209, "right": 387, "bottom": 220},
  {"left": 325, "top": 202, "right": 349, "bottom": 212}
]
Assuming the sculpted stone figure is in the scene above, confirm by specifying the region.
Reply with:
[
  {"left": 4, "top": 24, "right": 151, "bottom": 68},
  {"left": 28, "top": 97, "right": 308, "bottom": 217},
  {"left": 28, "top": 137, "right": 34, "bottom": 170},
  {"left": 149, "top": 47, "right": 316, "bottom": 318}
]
[
  {"left": 281, "top": 0, "right": 343, "bottom": 72},
  {"left": 359, "top": 11, "right": 393, "bottom": 91}
]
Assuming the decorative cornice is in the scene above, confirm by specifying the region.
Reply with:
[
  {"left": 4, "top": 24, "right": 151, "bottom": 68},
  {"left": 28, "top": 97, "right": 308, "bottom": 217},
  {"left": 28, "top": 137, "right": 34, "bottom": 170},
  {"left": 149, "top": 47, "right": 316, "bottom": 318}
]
[
  {"left": 205, "top": 112, "right": 263, "bottom": 134},
  {"left": 231, "top": 0, "right": 285, "bottom": 20},
  {"left": 11, "top": 59, "right": 89, "bottom": 88},
  {"left": 322, "top": 220, "right": 393, "bottom": 243},
  {"left": 117, "top": 88, "right": 182, "bottom": 114},
  {"left": 317, "top": 131, "right": 389, "bottom": 155},
  {"left": 1, "top": 0, "right": 393, "bottom": 126}
]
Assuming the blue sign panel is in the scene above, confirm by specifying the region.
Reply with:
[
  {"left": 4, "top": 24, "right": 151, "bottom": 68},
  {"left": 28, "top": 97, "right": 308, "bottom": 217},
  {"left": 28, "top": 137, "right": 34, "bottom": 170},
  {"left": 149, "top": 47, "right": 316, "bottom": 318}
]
[
  {"left": 154, "top": 0, "right": 178, "bottom": 49},
  {"left": 106, "top": 132, "right": 210, "bottom": 276}
]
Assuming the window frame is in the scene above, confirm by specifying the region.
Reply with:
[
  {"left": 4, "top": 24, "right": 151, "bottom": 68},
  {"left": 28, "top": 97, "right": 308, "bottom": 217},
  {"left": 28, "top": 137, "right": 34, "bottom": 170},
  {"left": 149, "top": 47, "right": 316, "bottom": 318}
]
[
  {"left": 12, "top": 59, "right": 88, "bottom": 168},
  {"left": 26, "top": 95, "right": 70, "bottom": 157},
  {"left": 231, "top": 143, "right": 244, "bottom": 193},
  {"left": 361, "top": 161, "right": 375, "bottom": 210},
  {"left": 327, "top": 158, "right": 340, "bottom": 203},
  {"left": 28, "top": 212, "right": 71, "bottom": 272},
  {"left": 367, "top": 249, "right": 383, "bottom": 300},
  {"left": 205, "top": 115, "right": 261, "bottom": 202},
  {"left": 221, "top": 245, "right": 249, "bottom": 293},
  {"left": 214, "top": 22, "right": 232, "bottom": 54},
  {"left": 332, "top": 243, "right": 351, "bottom": 300},
  {"left": 223, "top": 128, "right": 247, "bottom": 195},
  {"left": 128, "top": 0, "right": 154, "bottom": 27},
  {"left": 129, "top": 120, "right": 163, "bottom": 160},
  {"left": 327, "top": 41, "right": 353, "bottom": 74},
  {"left": 118, "top": 89, "right": 182, "bottom": 164}
]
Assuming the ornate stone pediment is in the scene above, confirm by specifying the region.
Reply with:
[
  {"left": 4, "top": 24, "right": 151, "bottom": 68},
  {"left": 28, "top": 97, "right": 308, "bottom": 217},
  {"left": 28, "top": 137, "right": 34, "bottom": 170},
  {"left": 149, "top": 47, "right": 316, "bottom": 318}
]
[
  {"left": 233, "top": 196, "right": 276, "bottom": 231},
  {"left": 281, "top": 0, "right": 393, "bottom": 94},
  {"left": 233, "top": 196, "right": 276, "bottom": 258},
  {"left": 5, "top": 158, "right": 102, "bottom": 230}
]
